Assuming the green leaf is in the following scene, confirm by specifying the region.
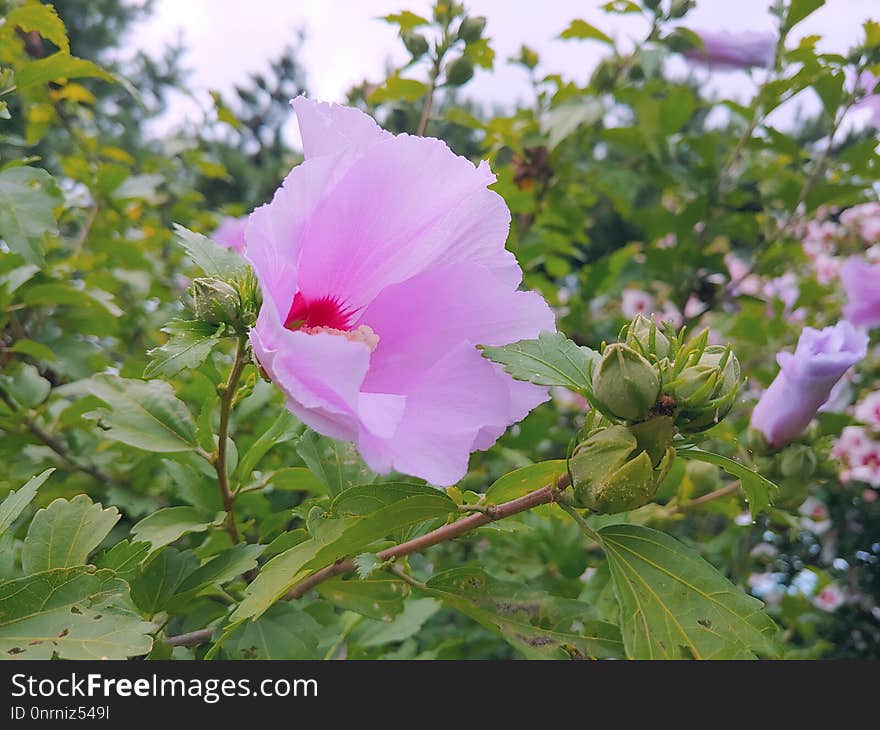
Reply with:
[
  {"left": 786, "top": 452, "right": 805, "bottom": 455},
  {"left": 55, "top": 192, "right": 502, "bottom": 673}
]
[
  {"left": 355, "top": 597, "right": 440, "bottom": 648},
  {"left": 129, "top": 547, "right": 199, "bottom": 615},
  {"left": 263, "top": 467, "right": 327, "bottom": 495},
  {"left": 85, "top": 375, "right": 198, "bottom": 452},
  {"left": 15, "top": 52, "right": 114, "bottom": 90},
  {"left": 317, "top": 576, "right": 408, "bottom": 620},
  {"left": 783, "top": 0, "right": 825, "bottom": 34},
  {"left": 296, "top": 429, "right": 376, "bottom": 497},
  {"left": 222, "top": 603, "right": 323, "bottom": 659},
  {"left": 173, "top": 224, "right": 247, "bottom": 279},
  {"left": 0, "top": 166, "right": 61, "bottom": 266},
  {"left": 232, "top": 483, "right": 456, "bottom": 621},
  {"left": 0, "top": 469, "right": 53, "bottom": 538},
  {"left": 542, "top": 100, "right": 603, "bottom": 149},
  {"left": 131, "top": 506, "right": 226, "bottom": 552},
  {"left": 94, "top": 540, "right": 150, "bottom": 580},
  {"left": 5, "top": 3, "right": 70, "bottom": 53},
  {"left": 677, "top": 448, "right": 777, "bottom": 518},
  {"left": 367, "top": 73, "right": 428, "bottom": 104},
  {"left": 424, "top": 567, "right": 624, "bottom": 659},
  {"left": 176, "top": 543, "right": 264, "bottom": 595},
  {"left": 479, "top": 331, "right": 598, "bottom": 394},
  {"left": 0, "top": 567, "right": 153, "bottom": 659},
  {"left": 352, "top": 552, "right": 384, "bottom": 579},
  {"left": 0, "top": 362, "right": 51, "bottom": 408},
  {"left": 381, "top": 10, "right": 430, "bottom": 30},
  {"left": 484, "top": 460, "right": 567, "bottom": 503},
  {"left": 236, "top": 410, "right": 300, "bottom": 479},
  {"left": 21, "top": 495, "right": 119, "bottom": 573},
  {"left": 559, "top": 19, "right": 614, "bottom": 44},
  {"left": 598, "top": 524, "right": 779, "bottom": 659},
  {"left": 144, "top": 319, "right": 224, "bottom": 378}
]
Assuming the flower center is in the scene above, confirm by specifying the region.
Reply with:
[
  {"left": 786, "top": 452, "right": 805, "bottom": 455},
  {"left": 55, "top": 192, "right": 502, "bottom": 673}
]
[{"left": 284, "top": 292, "right": 379, "bottom": 352}]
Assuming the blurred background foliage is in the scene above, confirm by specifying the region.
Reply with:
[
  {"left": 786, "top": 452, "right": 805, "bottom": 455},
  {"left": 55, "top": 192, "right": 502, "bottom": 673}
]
[{"left": 0, "top": 0, "right": 878, "bottom": 659}]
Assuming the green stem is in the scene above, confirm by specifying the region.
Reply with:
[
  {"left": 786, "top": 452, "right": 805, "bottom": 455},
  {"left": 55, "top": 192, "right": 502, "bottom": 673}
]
[
  {"left": 213, "top": 336, "right": 248, "bottom": 543},
  {"left": 558, "top": 502, "right": 603, "bottom": 544}
]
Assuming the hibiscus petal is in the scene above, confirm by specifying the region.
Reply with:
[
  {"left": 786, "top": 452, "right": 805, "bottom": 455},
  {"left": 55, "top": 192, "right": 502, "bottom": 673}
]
[
  {"left": 295, "top": 134, "right": 516, "bottom": 311},
  {"left": 292, "top": 96, "right": 390, "bottom": 160}
]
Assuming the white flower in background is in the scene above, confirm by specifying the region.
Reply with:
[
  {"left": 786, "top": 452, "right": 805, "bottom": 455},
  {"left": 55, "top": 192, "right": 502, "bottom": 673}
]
[
  {"left": 747, "top": 572, "right": 784, "bottom": 605},
  {"left": 849, "top": 443, "right": 880, "bottom": 488},
  {"left": 656, "top": 233, "right": 677, "bottom": 249},
  {"left": 621, "top": 289, "right": 654, "bottom": 319},
  {"left": 854, "top": 390, "right": 880, "bottom": 431},
  {"left": 813, "top": 584, "right": 846, "bottom": 613},
  {"left": 799, "top": 497, "right": 831, "bottom": 535},
  {"left": 802, "top": 220, "right": 840, "bottom": 258},
  {"left": 834, "top": 425, "right": 872, "bottom": 459}
]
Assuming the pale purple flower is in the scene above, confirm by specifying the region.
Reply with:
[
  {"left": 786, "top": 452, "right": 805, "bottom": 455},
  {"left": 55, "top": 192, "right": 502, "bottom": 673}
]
[
  {"left": 683, "top": 30, "right": 776, "bottom": 71},
  {"left": 244, "top": 98, "right": 555, "bottom": 486},
  {"left": 213, "top": 216, "right": 248, "bottom": 253},
  {"left": 812, "top": 254, "right": 841, "bottom": 285},
  {"left": 841, "top": 257, "right": 880, "bottom": 329},
  {"left": 751, "top": 321, "right": 868, "bottom": 447}
]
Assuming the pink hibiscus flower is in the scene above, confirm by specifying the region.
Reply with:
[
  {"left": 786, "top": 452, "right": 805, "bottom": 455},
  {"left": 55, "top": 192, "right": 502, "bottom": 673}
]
[
  {"left": 213, "top": 215, "right": 248, "bottom": 253},
  {"left": 243, "top": 98, "right": 555, "bottom": 485}
]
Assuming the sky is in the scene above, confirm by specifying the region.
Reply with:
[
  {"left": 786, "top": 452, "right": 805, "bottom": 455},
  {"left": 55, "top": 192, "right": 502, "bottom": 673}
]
[{"left": 127, "top": 0, "right": 879, "bottom": 142}]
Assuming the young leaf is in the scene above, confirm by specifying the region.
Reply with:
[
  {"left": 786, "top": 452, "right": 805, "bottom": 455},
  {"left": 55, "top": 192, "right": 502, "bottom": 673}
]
[
  {"left": 144, "top": 320, "right": 224, "bottom": 378},
  {"left": 559, "top": 19, "right": 614, "bottom": 44},
  {"left": 0, "top": 468, "right": 54, "bottom": 538},
  {"left": 352, "top": 552, "right": 383, "bottom": 580},
  {"left": 85, "top": 375, "right": 198, "bottom": 453},
  {"left": 15, "top": 52, "right": 114, "bottom": 89},
  {"left": 5, "top": 3, "right": 70, "bottom": 53},
  {"left": 424, "top": 566, "right": 624, "bottom": 659},
  {"left": 173, "top": 224, "right": 248, "bottom": 279},
  {"left": 484, "top": 460, "right": 567, "bottom": 504},
  {"left": 0, "top": 567, "right": 153, "bottom": 660},
  {"left": 479, "top": 331, "right": 598, "bottom": 394},
  {"left": 676, "top": 448, "right": 777, "bottom": 518},
  {"left": 22, "top": 495, "right": 120, "bottom": 573},
  {"left": 599, "top": 524, "right": 779, "bottom": 659}
]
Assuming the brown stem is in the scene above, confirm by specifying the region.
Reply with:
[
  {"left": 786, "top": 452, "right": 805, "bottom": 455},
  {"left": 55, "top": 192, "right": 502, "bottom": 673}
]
[
  {"left": 676, "top": 480, "right": 741, "bottom": 512},
  {"left": 416, "top": 62, "right": 440, "bottom": 137},
  {"left": 212, "top": 337, "right": 248, "bottom": 543},
  {"left": 284, "top": 472, "right": 571, "bottom": 600},
  {"left": 167, "top": 628, "right": 214, "bottom": 648}
]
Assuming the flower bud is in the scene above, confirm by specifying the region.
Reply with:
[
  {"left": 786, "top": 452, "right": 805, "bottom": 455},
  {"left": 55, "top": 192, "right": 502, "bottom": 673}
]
[
  {"left": 570, "top": 425, "right": 671, "bottom": 514},
  {"left": 626, "top": 314, "right": 671, "bottom": 360},
  {"left": 445, "top": 56, "right": 475, "bottom": 86},
  {"left": 671, "top": 345, "right": 741, "bottom": 432},
  {"left": 779, "top": 444, "right": 818, "bottom": 480},
  {"left": 686, "top": 460, "right": 721, "bottom": 493},
  {"left": 458, "top": 16, "right": 486, "bottom": 43},
  {"left": 591, "top": 344, "right": 660, "bottom": 422},
  {"left": 402, "top": 31, "right": 429, "bottom": 58},
  {"left": 191, "top": 277, "right": 239, "bottom": 325},
  {"left": 775, "top": 477, "right": 810, "bottom": 510}
]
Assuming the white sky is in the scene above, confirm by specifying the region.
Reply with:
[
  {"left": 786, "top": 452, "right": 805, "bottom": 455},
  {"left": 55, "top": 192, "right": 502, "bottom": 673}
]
[{"left": 128, "top": 0, "right": 879, "bottom": 141}]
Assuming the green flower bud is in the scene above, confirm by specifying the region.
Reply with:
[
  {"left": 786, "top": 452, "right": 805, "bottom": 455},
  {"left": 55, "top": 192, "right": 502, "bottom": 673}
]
[
  {"left": 591, "top": 344, "right": 660, "bottom": 422},
  {"left": 458, "top": 16, "right": 486, "bottom": 44},
  {"left": 401, "top": 31, "right": 429, "bottom": 58},
  {"left": 626, "top": 314, "right": 670, "bottom": 360},
  {"left": 628, "top": 415, "right": 675, "bottom": 466},
  {"left": 779, "top": 444, "right": 818, "bottom": 480},
  {"left": 191, "top": 277, "right": 239, "bottom": 325},
  {"left": 444, "top": 56, "right": 475, "bottom": 86},
  {"left": 775, "top": 477, "right": 810, "bottom": 510},
  {"left": 570, "top": 425, "right": 673, "bottom": 514},
  {"left": 671, "top": 345, "right": 741, "bottom": 432}
]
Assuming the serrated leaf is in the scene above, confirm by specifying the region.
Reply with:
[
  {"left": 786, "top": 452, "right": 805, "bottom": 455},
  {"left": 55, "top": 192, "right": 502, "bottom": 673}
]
[
  {"left": 5, "top": 3, "right": 70, "bottom": 53},
  {"left": 484, "top": 460, "right": 567, "bottom": 504},
  {"left": 0, "top": 166, "right": 61, "bottom": 266},
  {"left": 232, "top": 484, "right": 456, "bottom": 621},
  {"left": 480, "top": 331, "right": 597, "bottom": 394},
  {"left": 22, "top": 495, "right": 119, "bottom": 573},
  {"left": 352, "top": 552, "right": 383, "bottom": 579},
  {"left": 94, "top": 540, "right": 150, "bottom": 580},
  {"left": 173, "top": 224, "right": 247, "bottom": 279},
  {"left": 296, "top": 429, "right": 376, "bottom": 497},
  {"left": 559, "top": 19, "right": 614, "bottom": 44},
  {"left": 85, "top": 375, "right": 198, "bottom": 452},
  {"left": 318, "top": 576, "right": 409, "bottom": 620},
  {"left": 599, "top": 524, "right": 779, "bottom": 659},
  {"left": 0, "top": 567, "right": 153, "bottom": 660},
  {"left": 131, "top": 507, "right": 226, "bottom": 553},
  {"left": 222, "top": 603, "right": 323, "bottom": 659},
  {"left": 0, "top": 469, "right": 53, "bottom": 538},
  {"left": 15, "top": 52, "right": 114, "bottom": 90},
  {"left": 677, "top": 448, "right": 777, "bottom": 518},
  {"left": 424, "top": 566, "right": 624, "bottom": 659},
  {"left": 144, "top": 320, "right": 224, "bottom": 378}
]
